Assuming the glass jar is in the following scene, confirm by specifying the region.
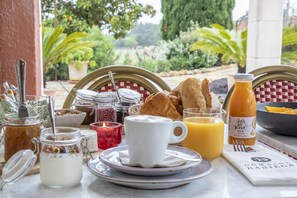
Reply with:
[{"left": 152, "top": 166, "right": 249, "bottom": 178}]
[
  {"left": 39, "top": 127, "right": 83, "bottom": 187},
  {"left": 73, "top": 89, "right": 98, "bottom": 125},
  {"left": 94, "top": 92, "right": 117, "bottom": 122},
  {"left": 3, "top": 114, "right": 41, "bottom": 161},
  {"left": 228, "top": 74, "right": 256, "bottom": 145},
  {"left": 116, "top": 89, "right": 141, "bottom": 124}
]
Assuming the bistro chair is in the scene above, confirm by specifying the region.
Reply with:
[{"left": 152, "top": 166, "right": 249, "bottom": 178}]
[
  {"left": 222, "top": 65, "right": 297, "bottom": 111},
  {"left": 62, "top": 65, "right": 171, "bottom": 109}
]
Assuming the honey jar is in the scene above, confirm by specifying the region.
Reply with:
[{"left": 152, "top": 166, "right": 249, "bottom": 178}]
[{"left": 3, "top": 114, "right": 41, "bottom": 161}]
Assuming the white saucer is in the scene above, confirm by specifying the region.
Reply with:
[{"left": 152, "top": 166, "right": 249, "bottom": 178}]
[
  {"left": 99, "top": 145, "right": 202, "bottom": 176},
  {"left": 87, "top": 157, "right": 212, "bottom": 189}
]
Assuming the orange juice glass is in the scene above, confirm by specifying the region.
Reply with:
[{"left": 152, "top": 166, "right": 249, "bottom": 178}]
[{"left": 183, "top": 108, "right": 226, "bottom": 160}]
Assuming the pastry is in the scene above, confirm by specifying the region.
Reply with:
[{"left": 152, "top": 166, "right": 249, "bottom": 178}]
[
  {"left": 179, "top": 78, "right": 206, "bottom": 110},
  {"left": 201, "top": 79, "right": 212, "bottom": 108},
  {"left": 140, "top": 92, "right": 182, "bottom": 120}
]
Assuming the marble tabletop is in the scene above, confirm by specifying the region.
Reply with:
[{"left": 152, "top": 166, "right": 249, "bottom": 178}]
[
  {"left": 1, "top": 156, "right": 297, "bottom": 198},
  {"left": 256, "top": 126, "right": 297, "bottom": 159},
  {"left": 1, "top": 126, "right": 297, "bottom": 198}
]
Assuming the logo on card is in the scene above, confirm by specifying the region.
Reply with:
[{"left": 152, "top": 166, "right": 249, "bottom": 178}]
[{"left": 251, "top": 157, "right": 271, "bottom": 162}]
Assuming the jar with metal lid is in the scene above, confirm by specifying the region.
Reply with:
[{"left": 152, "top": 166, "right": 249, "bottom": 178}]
[
  {"left": 39, "top": 127, "right": 83, "bottom": 187},
  {"left": 73, "top": 89, "right": 98, "bottom": 125},
  {"left": 116, "top": 89, "right": 141, "bottom": 124},
  {"left": 3, "top": 113, "right": 41, "bottom": 161},
  {"left": 94, "top": 92, "right": 117, "bottom": 122}
]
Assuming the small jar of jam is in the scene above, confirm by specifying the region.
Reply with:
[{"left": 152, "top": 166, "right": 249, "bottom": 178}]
[
  {"left": 73, "top": 89, "right": 98, "bottom": 125},
  {"left": 3, "top": 114, "right": 41, "bottom": 161},
  {"left": 116, "top": 89, "right": 141, "bottom": 124},
  {"left": 94, "top": 92, "right": 117, "bottom": 122}
]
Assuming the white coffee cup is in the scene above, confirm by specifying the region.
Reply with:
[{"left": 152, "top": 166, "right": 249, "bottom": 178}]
[{"left": 124, "top": 115, "right": 188, "bottom": 168}]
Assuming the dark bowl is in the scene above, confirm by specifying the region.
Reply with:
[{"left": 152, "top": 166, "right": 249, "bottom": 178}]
[{"left": 256, "top": 102, "right": 297, "bottom": 137}]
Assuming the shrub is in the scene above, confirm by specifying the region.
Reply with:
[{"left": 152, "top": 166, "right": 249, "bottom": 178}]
[
  {"left": 137, "top": 59, "right": 158, "bottom": 72},
  {"left": 157, "top": 23, "right": 217, "bottom": 71},
  {"left": 156, "top": 60, "right": 171, "bottom": 73}
]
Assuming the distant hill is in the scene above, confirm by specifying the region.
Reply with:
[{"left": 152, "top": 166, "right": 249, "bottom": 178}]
[{"left": 115, "top": 23, "right": 161, "bottom": 47}]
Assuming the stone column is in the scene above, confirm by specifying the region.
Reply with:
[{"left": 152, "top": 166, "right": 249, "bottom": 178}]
[
  {"left": 246, "top": 0, "right": 284, "bottom": 72},
  {"left": 0, "top": 0, "right": 42, "bottom": 95}
]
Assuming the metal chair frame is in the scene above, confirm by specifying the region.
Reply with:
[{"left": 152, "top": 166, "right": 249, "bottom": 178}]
[
  {"left": 62, "top": 65, "right": 171, "bottom": 109},
  {"left": 222, "top": 65, "right": 297, "bottom": 111}
]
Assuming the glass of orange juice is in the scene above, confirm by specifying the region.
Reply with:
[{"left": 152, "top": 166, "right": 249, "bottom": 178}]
[{"left": 183, "top": 108, "right": 226, "bottom": 160}]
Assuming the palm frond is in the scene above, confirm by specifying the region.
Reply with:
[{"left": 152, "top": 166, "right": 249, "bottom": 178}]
[{"left": 42, "top": 27, "right": 97, "bottom": 73}]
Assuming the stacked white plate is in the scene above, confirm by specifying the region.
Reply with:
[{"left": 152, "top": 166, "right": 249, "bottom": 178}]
[{"left": 87, "top": 145, "right": 213, "bottom": 189}]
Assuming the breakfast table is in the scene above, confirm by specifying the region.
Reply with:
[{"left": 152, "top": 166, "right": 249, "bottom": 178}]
[{"left": 1, "top": 125, "right": 297, "bottom": 198}]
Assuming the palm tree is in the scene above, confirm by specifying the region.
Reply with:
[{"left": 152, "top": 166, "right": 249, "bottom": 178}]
[
  {"left": 191, "top": 24, "right": 297, "bottom": 73},
  {"left": 42, "top": 27, "right": 95, "bottom": 87},
  {"left": 191, "top": 24, "right": 247, "bottom": 73}
]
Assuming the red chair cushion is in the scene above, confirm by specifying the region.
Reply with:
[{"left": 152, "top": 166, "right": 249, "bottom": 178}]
[
  {"left": 98, "top": 81, "right": 151, "bottom": 101},
  {"left": 254, "top": 80, "right": 297, "bottom": 102}
]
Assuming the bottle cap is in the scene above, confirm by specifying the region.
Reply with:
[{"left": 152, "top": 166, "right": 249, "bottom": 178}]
[{"left": 234, "top": 73, "right": 254, "bottom": 80}]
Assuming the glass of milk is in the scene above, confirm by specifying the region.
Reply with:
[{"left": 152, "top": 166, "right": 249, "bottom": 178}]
[{"left": 39, "top": 127, "right": 83, "bottom": 187}]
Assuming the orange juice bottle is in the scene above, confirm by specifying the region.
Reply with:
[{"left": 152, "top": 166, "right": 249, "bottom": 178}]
[{"left": 228, "top": 74, "right": 256, "bottom": 145}]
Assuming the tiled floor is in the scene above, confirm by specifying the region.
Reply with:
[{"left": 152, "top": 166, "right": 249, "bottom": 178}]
[{"left": 45, "top": 66, "right": 237, "bottom": 109}]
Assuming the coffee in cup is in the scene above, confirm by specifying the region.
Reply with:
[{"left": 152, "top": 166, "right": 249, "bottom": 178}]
[{"left": 124, "top": 115, "right": 188, "bottom": 167}]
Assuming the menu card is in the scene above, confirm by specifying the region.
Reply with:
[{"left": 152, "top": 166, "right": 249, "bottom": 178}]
[{"left": 223, "top": 144, "right": 297, "bottom": 185}]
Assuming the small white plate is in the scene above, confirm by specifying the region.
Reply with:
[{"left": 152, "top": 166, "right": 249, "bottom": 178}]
[
  {"left": 99, "top": 145, "right": 202, "bottom": 176},
  {"left": 87, "top": 157, "right": 212, "bottom": 189}
]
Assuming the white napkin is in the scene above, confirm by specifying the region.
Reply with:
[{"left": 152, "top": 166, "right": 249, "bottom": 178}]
[
  {"left": 223, "top": 144, "right": 297, "bottom": 185},
  {"left": 118, "top": 150, "right": 187, "bottom": 168}
]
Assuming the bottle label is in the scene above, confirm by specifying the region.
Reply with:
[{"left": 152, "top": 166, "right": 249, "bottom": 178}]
[{"left": 229, "top": 116, "right": 256, "bottom": 138}]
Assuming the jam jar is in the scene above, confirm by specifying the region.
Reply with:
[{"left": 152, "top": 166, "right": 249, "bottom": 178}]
[
  {"left": 116, "top": 89, "right": 141, "bottom": 124},
  {"left": 73, "top": 89, "right": 98, "bottom": 125},
  {"left": 94, "top": 92, "right": 117, "bottom": 122},
  {"left": 39, "top": 127, "right": 83, "bottom": 187},
  {"left": 3, "top": 114, "right": 41, "bottom": 161}
]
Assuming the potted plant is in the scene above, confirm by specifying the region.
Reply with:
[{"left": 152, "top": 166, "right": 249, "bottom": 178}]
[
  {"left": 190, "top": 24, "right": 247, "bottom": 73},
  {"left": 62, "top": 47, "right": 96, "bottom": 82},
  {"left": 42, "top": 26, "right": 95, "bottom": 93}
]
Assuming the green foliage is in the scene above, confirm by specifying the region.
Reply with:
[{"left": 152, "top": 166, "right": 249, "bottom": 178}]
[
  {"left": 159, "top": 23, "right": 218, "bottom": 71},
  {"left": 123, "top": 54, "right": 133, "bottom": 65},
  {"left": 62, "top": 47, "right": 94, "bottom": 70},
  {"left": 137, "top": 59, "right": 158, "bottom": 72},
  {"left": 191, "top": 25, "right": 297, "bottom": 67},
  {"left": 87, "top": 26, "right": 118, "bottom": 71},
  {"left": 115, "top": 23, "right": 161, "bottom": 47},
  {"left": 191, "top": 24, "right": 247, "bottom": 67},
  {"left": 41, "top": 0, "right": 156, "bottom": 38},
  {"left": 282, "top": 27, "right": 297, "bottom": 64},
  {"left": 125, "top": 36, "right": 138, "bottom": 48},
  {"left": 42, "top": 26, "right": 95, "bottom": 73},
  {"left": 161, "top": 0, "right": 235, "bottom": 40},
  {"left": 156, "top": 60, "right": 171, "bottom": 73},
  {"left": 46, "top": 63, "right": 69, "bottom": 81}
]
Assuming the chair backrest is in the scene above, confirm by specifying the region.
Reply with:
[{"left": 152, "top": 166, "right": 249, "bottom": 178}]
[
  {"left": 222, "top": 65, "right": 297, "bottom": 111},
  {"left": 62, "top": 65, "right": 171, "bottom": 109}
]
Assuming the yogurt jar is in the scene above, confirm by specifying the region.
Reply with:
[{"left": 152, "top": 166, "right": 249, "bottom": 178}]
[{"left": 39, "top": 127, "right": 83, "bottom": 187}]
